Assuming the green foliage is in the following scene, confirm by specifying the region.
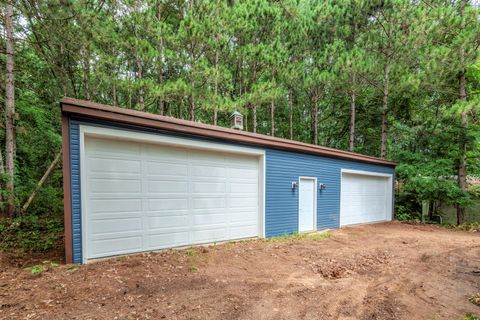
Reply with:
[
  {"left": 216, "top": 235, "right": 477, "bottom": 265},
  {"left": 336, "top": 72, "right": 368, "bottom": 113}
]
[
  {"left": 23, "top": 261, "right": 59, "bottom": 274},
  {"left": 464, "top": 314, "right": 480, "bottom": 320},
  {"left": 0, "top": 0, "right": 480, "bottom": 256},
  {"left": 0, "top": 214, "right": 63, "bottom": 253}
]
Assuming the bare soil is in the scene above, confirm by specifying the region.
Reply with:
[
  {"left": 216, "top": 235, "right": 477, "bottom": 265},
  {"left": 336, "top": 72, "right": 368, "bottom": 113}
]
[{"left": 1, "top": 222, "right": 479, "bottom": 320}]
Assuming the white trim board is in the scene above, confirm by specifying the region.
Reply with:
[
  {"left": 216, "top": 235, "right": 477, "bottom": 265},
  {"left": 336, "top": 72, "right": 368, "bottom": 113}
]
[{"left": 79, "top": 124, "right": 266, "bottom": 263}]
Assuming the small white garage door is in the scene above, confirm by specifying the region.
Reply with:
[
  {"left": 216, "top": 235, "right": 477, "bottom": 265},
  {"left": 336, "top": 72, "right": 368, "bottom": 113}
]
[
  {"left": 340, "top": 171, "right": 392, "bottom": 226},
  {"left": 83, "top": 134, "right": 261, "bottom": 261}
]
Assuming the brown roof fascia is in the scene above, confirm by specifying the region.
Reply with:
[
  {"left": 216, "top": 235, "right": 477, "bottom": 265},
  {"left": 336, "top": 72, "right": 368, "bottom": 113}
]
[{"left": 60, "top": 97, "right": 398, "bottom": 167}]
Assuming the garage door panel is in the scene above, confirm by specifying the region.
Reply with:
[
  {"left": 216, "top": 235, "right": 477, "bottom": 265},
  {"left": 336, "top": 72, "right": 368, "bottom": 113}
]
[
  {"left": 145, "top": 144, "right": 188, "bottom": 161},
  {"left": 147, "top": 180, "right": 188, "bottom": 194},
  {"left": 191, "top": 181, "right": 226, "bottom": 194},
  {"left": 231, "top": 182, "right": 257, "bottom": 193},
  {"left": 147, "top": 232, "right": 189, "bottom": 249},
  {"left": 193, "top": 213, "right": 227, "bottom": 225},
  {"left": 230, "top": 211, "right": 257, "bottom": 222},
  {"left": 147, "top": 214, "right": 189, "bottom": 229},
  {"left": 88, "top": 178, "right": 141, "bottom": 194},
  {"left": 192, "top": 197, "right": 226, "bottom": 210},
  {"left": 148, "top": 198, "right": 189, "bottom": 211},
  {"left": 230, "top": 167, "right": 258, "bottom": 179},
  {"left": 90, "top": 218, "right": 142, "bottom": 235},
  {"left": 225, "top": 153, "right": 258, "bottom": 164},
  {"left": 89, "top": 199, "right": 142, "bottom": 214},
  {"left": 88, "top": 157, "right": 141, "bottom": 173},
  {"left": 146, "top": 161, "right": 188, "bottom": 177},
  {"left": 191, "top": 165, "right": 226, "bottom": 177},
  {"left": 189, "top": 150, "right": 226, "bottom": 164},
  {"left": 90, "top": 236, "right": 143, "bottom": 257},
  {"left": 84, "top": 135, "right": 260, "bottom": 261},
  {"left": 229, "top": 225, "right": 258, "bottom": 238},
  {"left": 87, "top": 137, "right": 141, "bottom": 156},
  {"left": 191, "top": 228, "right": 228, "bottom": 243},
  {"left": 231, "top": 197, "right": 257, "bottom": 208}
]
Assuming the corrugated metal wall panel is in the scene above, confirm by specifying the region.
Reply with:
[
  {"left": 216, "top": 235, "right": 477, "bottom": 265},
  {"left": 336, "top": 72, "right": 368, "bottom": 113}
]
[
  {"left": 70, "top": 121, "right": 82, "bottom": 263},
  {"left": 265, "top": 149, "right": 395, "bottom": 237}
]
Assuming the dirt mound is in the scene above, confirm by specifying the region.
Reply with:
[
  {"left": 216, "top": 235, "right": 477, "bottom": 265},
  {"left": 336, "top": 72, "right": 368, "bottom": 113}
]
[{"left": 312, "top": 250, "right": 392, "bottom": 279}]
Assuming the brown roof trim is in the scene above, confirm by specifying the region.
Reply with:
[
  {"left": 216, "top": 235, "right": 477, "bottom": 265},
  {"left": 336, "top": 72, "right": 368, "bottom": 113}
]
[{"left": 60, "top": 97, "right": 398, "bottom": 167}]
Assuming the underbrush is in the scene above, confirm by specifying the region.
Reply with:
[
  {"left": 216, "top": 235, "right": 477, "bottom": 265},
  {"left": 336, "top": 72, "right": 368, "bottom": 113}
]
[
  {"left": 444, "top": 222, "right": 480, "bottom": 232},
  {"left": 0, "top": 214, "right": 63, "bottom": 253}
]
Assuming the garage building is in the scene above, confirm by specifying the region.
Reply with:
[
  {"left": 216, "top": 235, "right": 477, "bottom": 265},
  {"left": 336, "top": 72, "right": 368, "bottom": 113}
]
[{"left": 61, "top": 98, "right": 397, "bottom": 264}]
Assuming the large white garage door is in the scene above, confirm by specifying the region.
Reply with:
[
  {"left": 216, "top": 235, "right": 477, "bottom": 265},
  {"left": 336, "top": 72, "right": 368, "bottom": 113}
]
[
  {"left": 340, "top": 171, "right": 392, "bottom": 226},
  {"left": 83, "top": 135, "right": 260, "bottom": 260}
]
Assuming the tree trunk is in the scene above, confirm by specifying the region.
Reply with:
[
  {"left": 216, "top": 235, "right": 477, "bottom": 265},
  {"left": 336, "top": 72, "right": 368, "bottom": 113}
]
[
  {"left": 349, "top": 74, "right": 356, "bottom": 152},
  {"left": 271, "top": 99, "right": 275, "bottom": 136},
  {"left": 252, "top": 59, "right": 257, "bottom": 133},
  {"left": 21, "top": 153, "right": 61, "bottom": 214},
  {"left": 4, "top": 0, "right": 15, "bottom": 217},
  {"left": 136, "top": 57, "right": 145, "bottom": 112},
  {"left": 312, "top": 91, "right": 318, "bottom": 145},
  {"left": 112, "top": 48, "right": 117, "bottom": 106},
  {"left": 83, "top": 48, "right": 90, "bottom": 100},
  {"left": 457, "top": 0, "right": 467, "bottom": 225},
  {"left": 214, "top": 37, "right": 220, "bottom": 126},
  {"left": 380, "top": 63, "right": 390, "bottom": 159},
  {"left": 289, "top": 87, "right": 293, "bottom": 140},
  {"left": 112, "top": 82, "right": 117, "bottom": 106},
  {"left": 190, "top": 95, "right": 195, "bottom": 121},
  {"left": 0, "top": 148, "right": 4, "bottom": 204},
  {"left": 156, "top": 2, "right": 165, "bottom": 116}
]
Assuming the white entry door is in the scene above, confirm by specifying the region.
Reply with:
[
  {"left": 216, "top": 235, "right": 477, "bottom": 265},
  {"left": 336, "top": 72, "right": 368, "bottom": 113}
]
[{"left": 299, "top": 177, "right": 316, "bottom": 232}]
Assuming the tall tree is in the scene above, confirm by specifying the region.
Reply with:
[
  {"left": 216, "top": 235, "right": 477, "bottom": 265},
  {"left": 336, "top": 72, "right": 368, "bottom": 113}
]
[{"left": 4, "top": 0, "right": 15, "bottom": 217}]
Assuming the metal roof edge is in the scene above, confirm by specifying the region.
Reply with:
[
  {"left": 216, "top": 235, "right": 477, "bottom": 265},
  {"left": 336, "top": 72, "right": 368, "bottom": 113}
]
[{"left": 60, "top": 97, "right": 398, "bottom": 167}]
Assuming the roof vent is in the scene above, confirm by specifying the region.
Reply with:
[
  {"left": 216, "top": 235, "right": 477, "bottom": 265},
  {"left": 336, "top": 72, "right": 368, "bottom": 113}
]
[{"left": 230, "top": 110, "right": 244, "bottom": 130}]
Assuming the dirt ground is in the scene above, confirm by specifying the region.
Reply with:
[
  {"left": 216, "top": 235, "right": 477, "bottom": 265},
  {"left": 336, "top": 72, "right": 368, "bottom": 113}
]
[{"left": 1, "top": 222, "right": 479, "bottom": 320}]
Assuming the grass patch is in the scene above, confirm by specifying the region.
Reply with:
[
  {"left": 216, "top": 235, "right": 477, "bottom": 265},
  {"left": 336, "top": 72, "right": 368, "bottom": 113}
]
[
  {"left": 267, "top": 231, "right": 333, "bottom": 244},
  {"left": 185, "top": 248, "right": 197, "bottom": 257},
  {"left": 190, "top": 266, "right": 199, "bottom": 273},
  {"left": 67, "top": 265, "right": 80, "bottom": 272},
  {"left": 469, "top": 293, "right": 480, "bottom": 307},
  {"left": 23, "top": 260, "right": 59, "bottom": 274},
  {"left": 464, "top": 314, "right": 480, "bottom": 320}
]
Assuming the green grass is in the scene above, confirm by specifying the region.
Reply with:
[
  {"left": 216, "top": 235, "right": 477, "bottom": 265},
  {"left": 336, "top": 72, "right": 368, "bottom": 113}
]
[
  {"left": 185, "top": 248, "right": 197, "bottom": 257},
  {"left": 267, "top": 231, "right": 333, "bottom": 244},
  {"left": 190, "top": 266, "right": 199, "bottom": 273},
  {"left": 23, "top": 261, "right": 59, "bottom": 274},
  {"left": 464, "top": 314, "right": 480, "bottom": 320}
]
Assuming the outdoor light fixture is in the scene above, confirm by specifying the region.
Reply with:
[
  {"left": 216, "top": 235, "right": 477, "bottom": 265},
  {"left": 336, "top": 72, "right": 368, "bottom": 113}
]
[
  {"left": 291, "top": 181, "right": 298, "bottom": 190},
  {"left": 319, "top": 183, "right": 326, "bottom": 191}
]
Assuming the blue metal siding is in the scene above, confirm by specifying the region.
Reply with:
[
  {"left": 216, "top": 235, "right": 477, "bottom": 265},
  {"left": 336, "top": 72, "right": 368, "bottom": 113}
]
[
  {"left": 69, "top": 121, "right": 82, "bottom": 263},
  {"left": 265, "top": 149, "right": 395, "bottom": 237}
]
